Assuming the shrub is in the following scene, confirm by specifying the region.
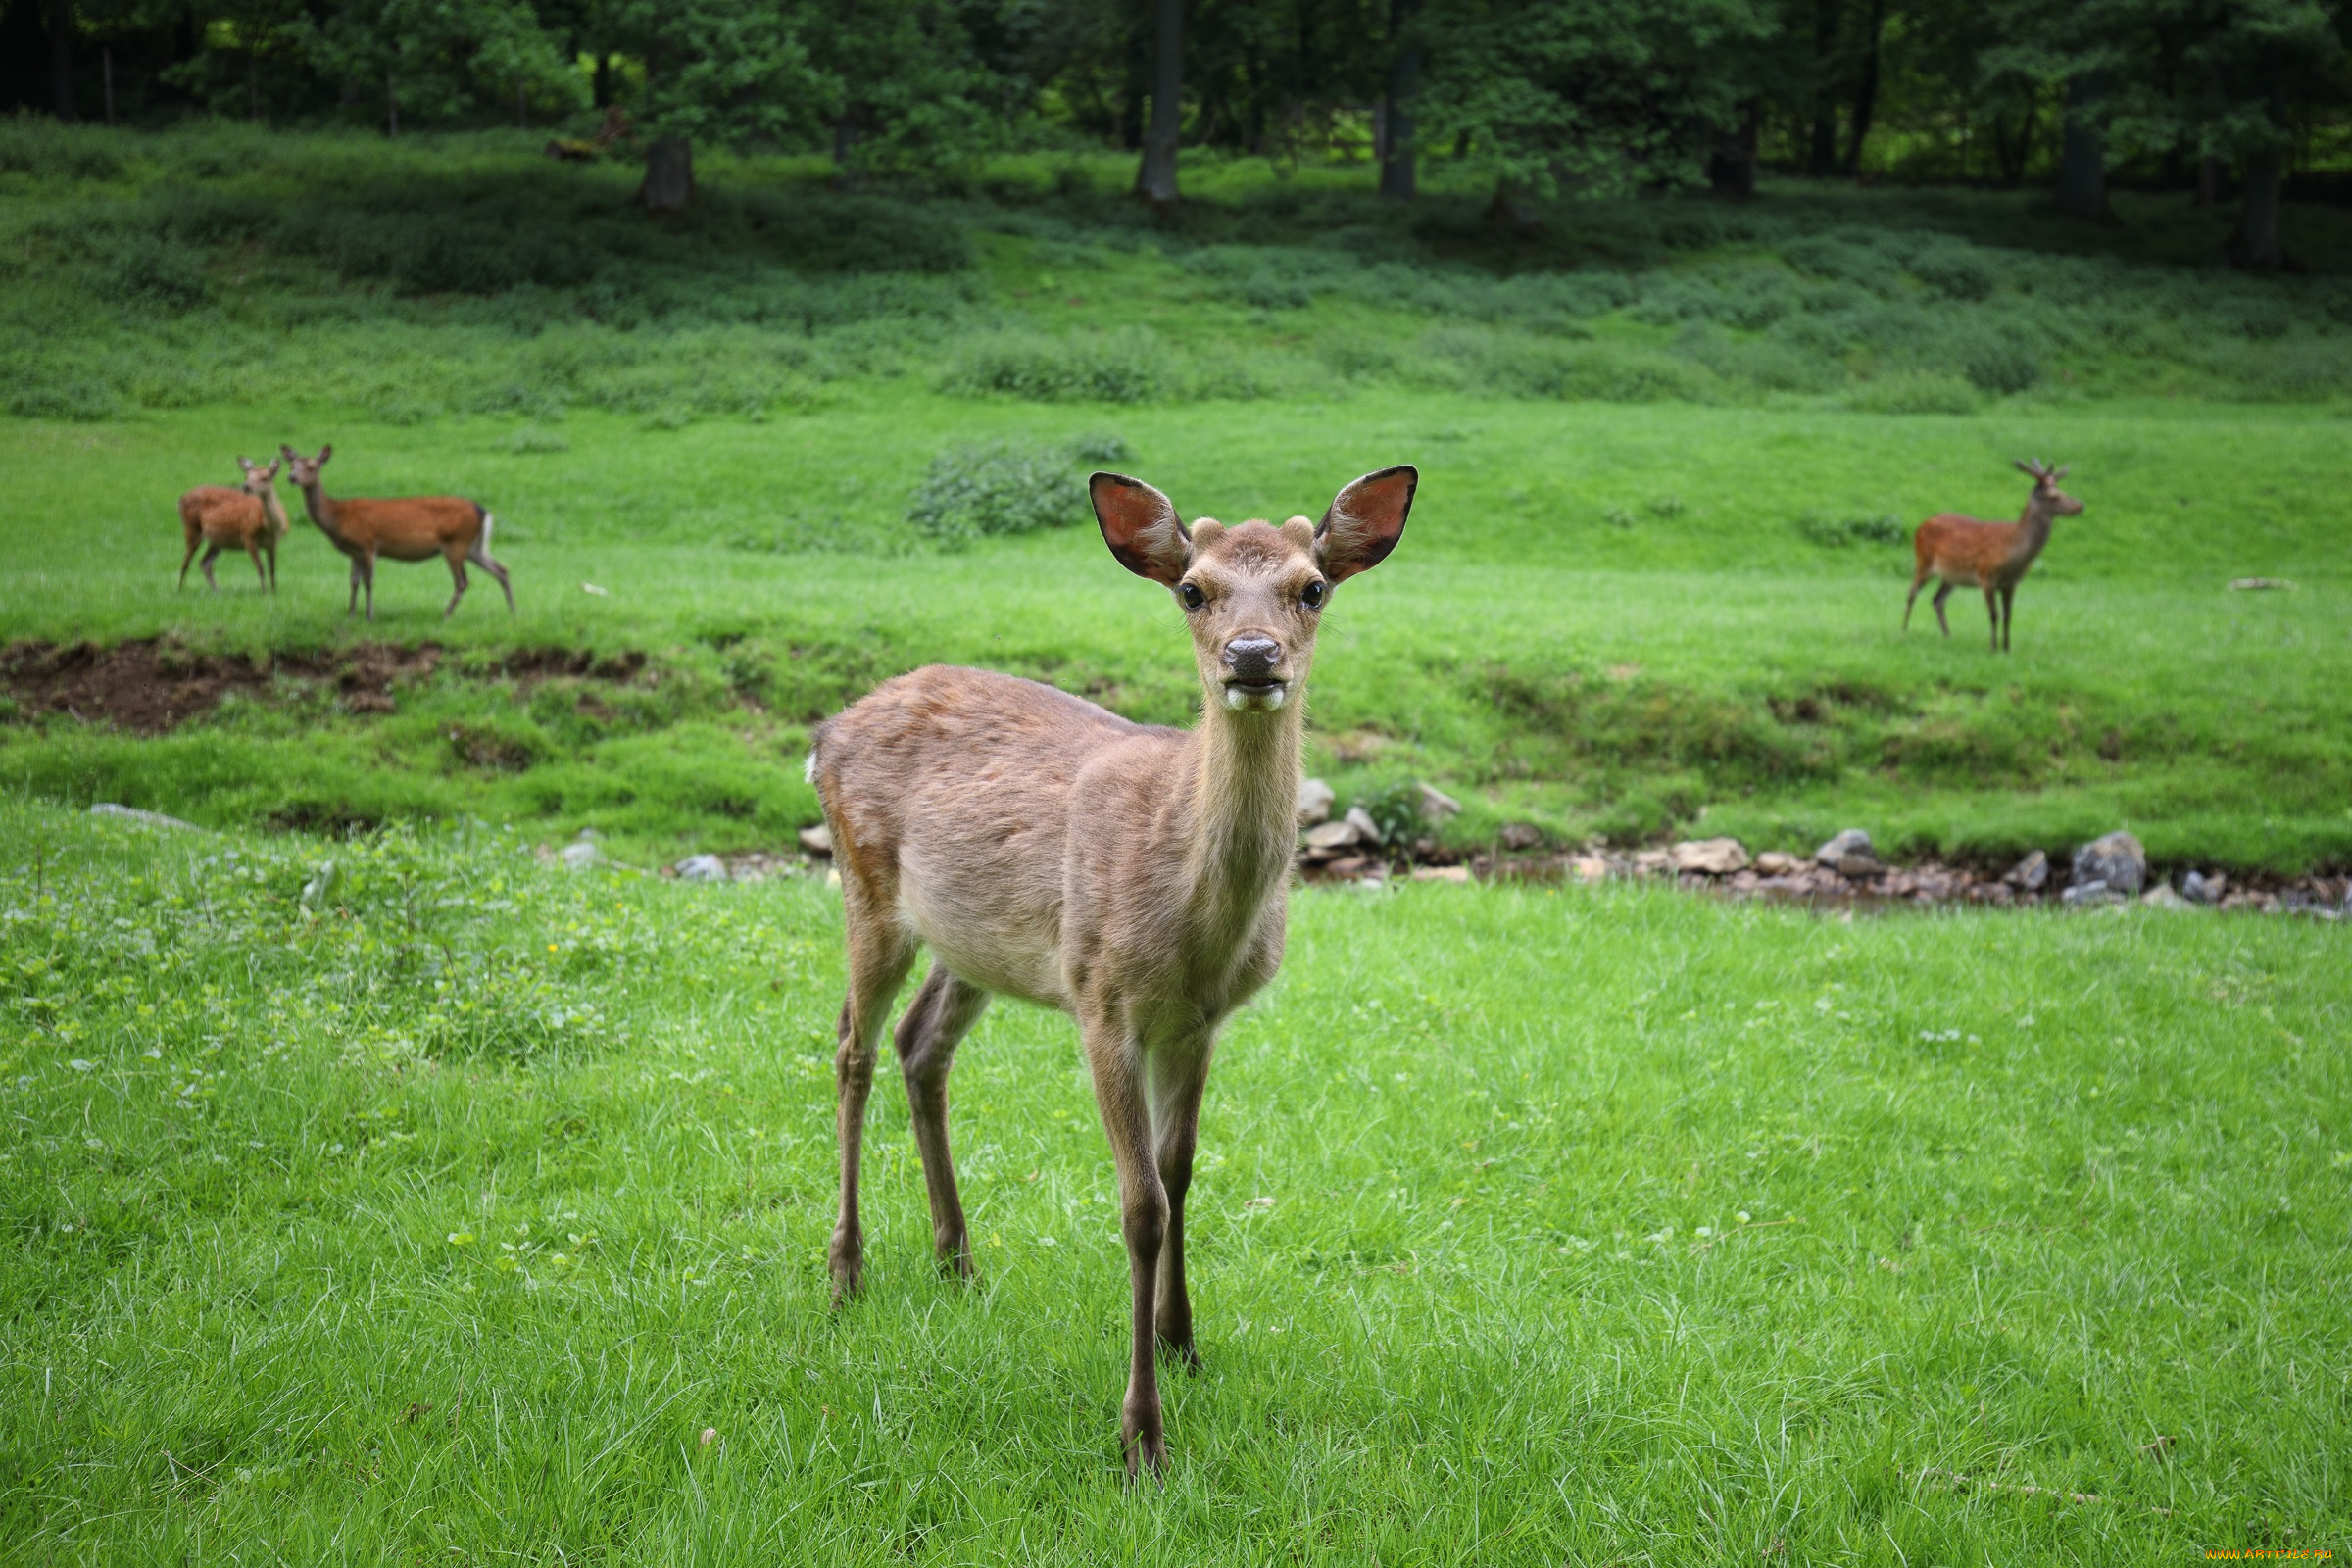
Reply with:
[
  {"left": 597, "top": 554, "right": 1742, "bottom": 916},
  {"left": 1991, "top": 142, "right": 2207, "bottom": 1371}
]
[
  {"left": 1912, "top": 242, "right": 1997, "bottom": 302},
  {"left": 940, "top": 328, "right": 1179, "bottom": 403},
  {"left": 1780, "top": 236, "right": 1903, "bottom": 296},
  {"left": 1797, "top": 511, "right": 1909, "bottom": 547},
  {"left": 1953, "top": 329, "right": 2040, "bottom": 394},
  {"left": 0, "top": 114, "right": 126, "bottom": 180},
  {"left": 1849, "top": 371, "right": 1981, "bottom": 415},
  {"left": 92, "top": 231, "right": 209, "bottom": 311},
  {"left": 906, "top": 435, "right": 1122, "bottom": 545}
]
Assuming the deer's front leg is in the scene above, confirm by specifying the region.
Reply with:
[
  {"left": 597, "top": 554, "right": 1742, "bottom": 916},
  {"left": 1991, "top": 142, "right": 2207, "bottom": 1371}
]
[
  {"left": 1150, "top": 1040, "right": 1214, "bottom": 1370},
  {"left": 1082, "top": 1015, "right": 1168, "bottom": 1479}
]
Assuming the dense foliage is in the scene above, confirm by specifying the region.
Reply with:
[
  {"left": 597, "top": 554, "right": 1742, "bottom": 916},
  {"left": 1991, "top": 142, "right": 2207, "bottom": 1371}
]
[{"left": 6, "top": 0, "right": 2346, "bottom": 263}]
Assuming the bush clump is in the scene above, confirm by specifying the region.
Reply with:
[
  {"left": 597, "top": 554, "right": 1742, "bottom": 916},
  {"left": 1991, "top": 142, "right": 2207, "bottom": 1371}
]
[
  {"left": 1797, "top": 511, "right": 1909, "bottom": 547},
  {"left": 1849, "top": 370, "right": 1982, "bottom": 415},
  {"left": 941, "top": 328, "right": 1179, "bottom": 403},
  {"left": 906, "top": 434, "right": 1131, "bottom": 545}
]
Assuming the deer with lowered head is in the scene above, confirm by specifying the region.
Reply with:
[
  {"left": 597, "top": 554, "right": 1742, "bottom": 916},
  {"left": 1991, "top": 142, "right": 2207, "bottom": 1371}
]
[
  {"left": 177, "top": 458, "right": 292, "bottom": 593},
  {"left": 807, "top": 465, "right": 1416, "bottom": 1478},
  {"left": 1904, "top": 458, "right": 2083, "bottom": 652},
  {"left": 279, "top": 444, "right": 514, "bottom": 620}
]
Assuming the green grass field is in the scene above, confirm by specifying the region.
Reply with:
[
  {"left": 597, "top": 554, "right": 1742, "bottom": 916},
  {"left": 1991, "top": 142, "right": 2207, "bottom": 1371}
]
[
  {"left": 2, "top": 801, "right": 2345, "bottom": 1561},
  {"left": 6, "top": 389, "right": 2350, "bottom": 873},
  {"left": 4, "top": 123, "right": 2350, "bottom": 1562}
]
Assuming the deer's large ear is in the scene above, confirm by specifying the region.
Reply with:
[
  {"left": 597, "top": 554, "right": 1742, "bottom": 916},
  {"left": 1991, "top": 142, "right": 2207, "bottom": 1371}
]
[
  {"left": 280, "top": 443, "right": 298, "bottom": 462},
  {"left": 238, "top": 457, "right": 256, "bottom": 474},
  {"left": 1316, "top": 465, "right": 1415, "bottom": 583},
  {"left": 1091, "top": 472, "right": 1191, "bottom": 585},
  {"left": 318, "top": 443, "right": 333, "bottom": 464}
]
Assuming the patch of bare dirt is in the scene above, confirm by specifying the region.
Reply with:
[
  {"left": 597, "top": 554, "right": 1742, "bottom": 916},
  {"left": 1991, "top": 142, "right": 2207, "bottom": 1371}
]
[{"left": 2, "top": 638, "right": 444, "bottom": 733}]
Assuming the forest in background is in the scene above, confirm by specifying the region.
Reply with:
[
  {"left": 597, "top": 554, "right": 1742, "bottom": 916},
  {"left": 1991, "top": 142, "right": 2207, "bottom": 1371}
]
[{"left": 3, "top": 0, "right": 2347, "bottom": 269}]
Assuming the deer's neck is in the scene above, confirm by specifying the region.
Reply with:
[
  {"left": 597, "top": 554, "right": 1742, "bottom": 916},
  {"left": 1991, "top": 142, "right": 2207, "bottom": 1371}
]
[
  {"left": 261, "top": 490, "right": 291, "bottom": 541},
  {"left": 1178, "top": 699, "right": 1303, "bottom": 939},
  {"left": 2007, "top": 497, "right": 2056, "bottom": 565},
  {"left": 297, "top": 481, "right": 346, "bottom": 545}
]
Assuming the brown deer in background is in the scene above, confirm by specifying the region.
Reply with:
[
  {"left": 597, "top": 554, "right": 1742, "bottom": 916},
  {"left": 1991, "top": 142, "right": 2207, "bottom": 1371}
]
[
  {"left": 807, "top": 465, "right": 1416, "bottom": 1478},
  {"left": 279, "top": 444, "right": 513, "bottom": 620},
  {"left": 1905, "top": 458, "right": 2083, "bottom": 652},
  {"left": 177, "top": 458, "right": 291, "bottom": 593}
]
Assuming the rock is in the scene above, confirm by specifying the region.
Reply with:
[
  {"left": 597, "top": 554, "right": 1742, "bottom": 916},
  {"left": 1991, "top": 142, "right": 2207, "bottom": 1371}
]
[
  {"left": 1754, "top": 851, "right": 1800, "bottom": 875},
  {"left": 2181, "top": 869, "right": 2226, "bottom": 905},
  {"left": 576, "top": 826, "right": 603, "bottom": 842},
  {"left": 1325, "top": 855, "right": 1372, "bottom": 877},
  {"left": 2141, "top": 883, "right": 2192, "bottom": 909},
  {"left": 1498, "top": 822, "right": 1544, "bottom": 852},
  {"left": 1814, "top": 829, "right": 1873, "bottom": 868},
  {"left": 89, "top": 803, "right": 203, "bottom": 832},
  {"left": 1342, "top": 806, "right": 1382, "bottom": 844},
  {"left": 2062, "top": 880, "right": 2122, "bottom": 906},
  {"left": 1670, "top": 837, "right": 1749, "bottom": 875},
  {"left": 1415, "top": 783, "right": 1462, "bottom": 821},
  {"left": 2004, "top": 850, "right": 2049, "bottom": 891},
  {"left": 1570, "top": 856, "right": 1610, "bottom": 882},
  {"left": 1835, "top": 852, "right": 1882, "bottom": 878},
  {"left": 1302, "top": 817, "right": 1363, "bottom": 853},
  {"left": 1296, "top": 777, "right": 1336, "bottom": 827},
  {"left": 2071, "top": 831, "right": 2145, "bottom": 896},
  {"left": 1409, "top": 864, "right": 1471, "bottom": 883},
  {"left": 799, "top": 823, "right": 833, "bottom": 857},
  {"left": 675, "top": 854, "right": 727, "bottom": 883},
  {"left": 559, "top": 840, "right": 603, "bottom": 870},
  {"left": 1633, "top": 849, "right": 1672, "bottom": 874}
]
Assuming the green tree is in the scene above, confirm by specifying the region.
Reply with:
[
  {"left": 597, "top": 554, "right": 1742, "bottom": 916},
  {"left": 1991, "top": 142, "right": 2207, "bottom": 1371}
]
[
  {"left": 1418, "top": 0, "right": 1782, "bottom": 209},
  {"left": 600, "top": 0, "right": 824, "bottom": 209}
]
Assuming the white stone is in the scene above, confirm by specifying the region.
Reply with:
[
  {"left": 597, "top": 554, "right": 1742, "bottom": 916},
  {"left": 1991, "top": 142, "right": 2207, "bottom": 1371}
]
[
  {"left": 1415, "top": 783, "right": 1462, "bottom": 821},
  {"left": 1814, "top": 828, "right": 1873, "bottom": 867},
  {"left": 1342, "top": 806, "right": 1382, "bottom": 844},
  {"left": 1296, "top": 777, "right": 1336, "bottom": 826},
  {"left": 1302, "top": 818, "right": 1363, "bottom": 852},
  {"left": 560, "top": 841, "right": 602, "bottom": 870},
  {"left": 1409, "top": 864, "right": 1471, "bottom": 883},
  {"left": 1670, "top": 837, "right": 1749, "bottom": 875},
  {"left": 675, "top": 854, "right": 727, "bottom": 882},
  {"left": 799, "top": 823, "right": 833, "bottom": 856}
]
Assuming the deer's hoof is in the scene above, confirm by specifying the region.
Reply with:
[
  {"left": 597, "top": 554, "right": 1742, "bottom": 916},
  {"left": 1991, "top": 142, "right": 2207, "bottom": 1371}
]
[
  {"left": 1122, "top": 1426, "right": 1168, "bottom": 1484},
  {"left": 1158, "top": 1335, "right": 1202, "bottom": 1374},
  {"left": 827, "top": 1233, "right": 862, "bottom": 1305}
]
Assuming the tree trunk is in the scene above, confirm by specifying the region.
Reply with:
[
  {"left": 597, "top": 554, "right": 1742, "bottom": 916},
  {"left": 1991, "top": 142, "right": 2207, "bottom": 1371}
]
[
  {"left": 1807, "top": 0, "right": 1839, "bottom": 175},
  {"left": 1379, "top": 0, "right": 1421, "bottom": 201},
  {"left": 516, "top": 83, "right": 527, "bottom": 129},
  {"left": 1135, "top": 0, "right": 1182, "bottom": 211},
  {"left": 103, "top": 44, "right": 115, "bottom": 125},
  {"left": 593, "top": 54, "right": 612, "bottom": 109},
  {"left": 831, "top": 120, "right": 862, "bottom": 191},
  {"left": 1841, "top": 0, "right": 1885, "bottom": 175},
  {"left": 1710, "top": 98, "right": 1759, "bottom": 197},
  {"left": 248, "top": 52, "right": 261, "bottom": 121},
  {"left": 1119, "top": 22, "right": 1146, "bottom": 151},
  {"left": 642, "top": 135, "right": 694, "bottom": 214},
  {"left": 1485, "top": 181, "right": 1541, "bottom": 237},
  {"left": 2196, "top": 154, "right": 2225, "bottom": 207},
  {"left": 385, "top": 74, "right": 398, "bottom": 138},
  {"left": 2056, "top": 73, "right": 2114, "bottom": 222},
  {"left": 48, "top": 0, "right": 76, "bottom": 122},
  {"left": 2235, "top": 146, "right": 2282, "bottom": 270}
]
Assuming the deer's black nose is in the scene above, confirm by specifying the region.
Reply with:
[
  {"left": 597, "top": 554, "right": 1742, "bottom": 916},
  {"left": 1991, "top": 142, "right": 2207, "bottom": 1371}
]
[{"left": 1223, "top": 636, "right": 1281, "bottom": 678}]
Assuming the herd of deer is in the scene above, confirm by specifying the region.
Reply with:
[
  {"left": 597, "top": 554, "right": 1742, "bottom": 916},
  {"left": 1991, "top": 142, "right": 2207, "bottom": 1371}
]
[
  {"left": 172, "top": 438, "right": 2078, "bottom": 1475},
  {"left": 175, "top": 445, "right": 512, "bottom": 619}
]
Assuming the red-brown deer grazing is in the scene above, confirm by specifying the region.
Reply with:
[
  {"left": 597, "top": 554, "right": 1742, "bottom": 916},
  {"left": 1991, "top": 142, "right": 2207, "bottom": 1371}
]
[
  {"left": 177, "top": 458, "right": 291, "bottom": 593},
  {"left": 279, "top": 444, "right": 513, "bottom": 620},
  {"left": 808, "top": 466, "right": 1416, "bottom": 1478},
  {"left": 1904, "top": 459, "right": 2083, "bottom": 652}
]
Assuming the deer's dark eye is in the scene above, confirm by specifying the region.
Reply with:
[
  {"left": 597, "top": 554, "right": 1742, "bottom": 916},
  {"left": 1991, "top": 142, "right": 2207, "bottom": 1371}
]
[
  {"left": 1179, "top": 582, "right": 1206, "bottom": 611},
  {"left": 1301, "top": 580, "right": 1327, "bottom": 610}
]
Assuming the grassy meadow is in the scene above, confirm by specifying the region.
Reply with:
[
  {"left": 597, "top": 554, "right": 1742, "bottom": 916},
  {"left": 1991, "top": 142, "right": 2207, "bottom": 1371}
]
[
  {"left": 2, "top": 119, "right": 2350, "bottom": 1561},
  {"left": 2, "top": 800, "right": 2347, "bottom": 1562}
]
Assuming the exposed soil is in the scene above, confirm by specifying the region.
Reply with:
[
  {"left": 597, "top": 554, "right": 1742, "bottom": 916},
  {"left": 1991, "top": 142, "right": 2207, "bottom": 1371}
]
[{"left": 0, "top": 638, "right": 649, "bottom": 734}]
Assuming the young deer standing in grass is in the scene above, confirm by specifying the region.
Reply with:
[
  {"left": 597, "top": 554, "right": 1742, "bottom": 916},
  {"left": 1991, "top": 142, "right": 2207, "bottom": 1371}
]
[
  {"left": 808, "top": 466, "right": 1416, "bottom": 1478},
  {"left": 1904, "top": 458, "right": 2083, "bottom": 652},
  {"left": 177, "top": 458, "right": 291, "bottom": 593},
  {"left": 279, "top": 444, "right": 514, "bottom": 620}
]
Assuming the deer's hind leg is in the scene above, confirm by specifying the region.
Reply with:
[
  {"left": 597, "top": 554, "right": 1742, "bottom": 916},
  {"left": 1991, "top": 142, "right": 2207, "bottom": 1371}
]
[
  {"left": 198, "top": 544, "right": 222, "bottom": 592},
  {"left": 467, "top": 532, "right": 514, "bottom": 612},
  {"left": 1903, "top": 568, "right": 1932, "bottom": 629},
  {"left": 1984, "top": 587, "right": 2002, "bottom": 653},
  {"left": 829, "top": 878, "right": 916, "bottom": 1303},
  {"left": 442, "top": 544, "right": 469, "bottom": 619},
  {"left": 895, "top": 963, "right": 990, "bottom": 1278},
  {"left": 1931, "top": 582, "right": 1954, "bottom": 637}
]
